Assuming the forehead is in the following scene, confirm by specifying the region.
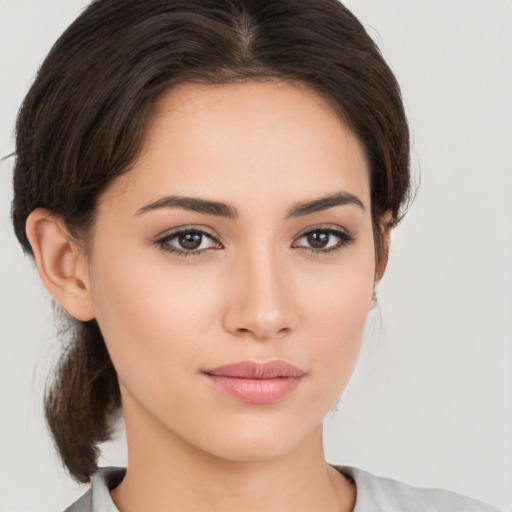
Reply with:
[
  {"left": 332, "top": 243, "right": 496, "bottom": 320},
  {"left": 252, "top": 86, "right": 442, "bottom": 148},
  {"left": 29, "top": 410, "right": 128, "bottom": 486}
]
[{"left": 101, "top": 81, "right": 371, "bottom": 215}]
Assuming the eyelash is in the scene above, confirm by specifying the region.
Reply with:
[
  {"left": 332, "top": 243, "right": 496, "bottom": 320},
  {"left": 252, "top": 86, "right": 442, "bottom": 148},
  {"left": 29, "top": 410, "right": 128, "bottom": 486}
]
[{"left": 154, "top": 226, "right": 355, "bottom": 259}]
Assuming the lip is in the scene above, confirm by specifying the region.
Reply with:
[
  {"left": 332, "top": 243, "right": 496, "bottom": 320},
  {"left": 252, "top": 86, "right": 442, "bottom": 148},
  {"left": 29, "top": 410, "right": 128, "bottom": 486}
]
[{"left": 203, "top": 360, "right": 306, "bottom": 404}]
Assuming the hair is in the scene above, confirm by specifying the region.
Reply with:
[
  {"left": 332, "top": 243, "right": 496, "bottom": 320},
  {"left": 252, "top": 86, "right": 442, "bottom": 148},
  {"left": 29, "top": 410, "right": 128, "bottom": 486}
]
[{"left": 11, "top": 0, "right": 410, "bottom": 483}]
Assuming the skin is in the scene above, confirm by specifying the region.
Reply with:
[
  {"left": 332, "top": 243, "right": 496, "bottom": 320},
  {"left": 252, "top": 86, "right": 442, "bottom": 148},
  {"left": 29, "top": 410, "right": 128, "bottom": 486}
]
[{"left": 27, "top": 81, "right": 391, "bottom": 512}]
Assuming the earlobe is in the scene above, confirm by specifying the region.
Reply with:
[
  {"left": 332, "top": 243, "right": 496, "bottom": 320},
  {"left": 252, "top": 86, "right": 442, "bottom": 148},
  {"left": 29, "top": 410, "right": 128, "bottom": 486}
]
[{"left": 25, "top": 208, "right": 95, "bottom": 321}]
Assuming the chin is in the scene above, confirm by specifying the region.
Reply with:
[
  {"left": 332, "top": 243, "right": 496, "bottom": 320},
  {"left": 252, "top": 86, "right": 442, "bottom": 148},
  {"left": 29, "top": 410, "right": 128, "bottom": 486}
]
[
  {"left": 179, "top": 412, "right": 323, "bottom": 464},
  {"left": 198, "top": 435, "right": 306, "bottom": 464}
]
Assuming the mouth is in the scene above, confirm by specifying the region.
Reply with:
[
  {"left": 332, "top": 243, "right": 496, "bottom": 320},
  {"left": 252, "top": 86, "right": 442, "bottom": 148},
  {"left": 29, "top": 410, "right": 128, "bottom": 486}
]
[{"left": 203, "top": 360, "right": 306, "bottom": 404}]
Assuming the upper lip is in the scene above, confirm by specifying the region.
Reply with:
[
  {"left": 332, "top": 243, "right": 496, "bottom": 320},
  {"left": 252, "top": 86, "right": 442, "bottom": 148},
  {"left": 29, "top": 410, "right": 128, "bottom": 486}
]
[{"left": 203, "top": 360, "right": 306, "bottom": 379}]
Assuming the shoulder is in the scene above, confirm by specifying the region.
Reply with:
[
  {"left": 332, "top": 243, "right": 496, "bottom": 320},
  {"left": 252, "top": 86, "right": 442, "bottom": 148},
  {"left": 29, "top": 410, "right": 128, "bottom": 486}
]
[
  {"left": 63, "top": 467, "right": 125, "bottom": 512},
  {"left": 335, "top": 465, "right": 503, "bottom": 512}
]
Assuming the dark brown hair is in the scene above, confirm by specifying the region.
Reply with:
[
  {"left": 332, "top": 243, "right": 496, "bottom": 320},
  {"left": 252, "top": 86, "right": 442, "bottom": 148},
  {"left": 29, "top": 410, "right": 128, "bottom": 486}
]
[{"left": 11, "top": 0, "right": 410, "bottom": 483}]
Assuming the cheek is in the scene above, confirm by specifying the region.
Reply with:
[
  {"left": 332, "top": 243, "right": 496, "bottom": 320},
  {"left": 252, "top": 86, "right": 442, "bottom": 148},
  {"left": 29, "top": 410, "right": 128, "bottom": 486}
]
[
  {"left": 303, "top": 232, "right": 375, "bottom": 328},
  {"left": 88, "top": 244, "right": 223, "bottom": 392},
  {"left": 301, "top": 240, "right": 375, "bottom": 397}
]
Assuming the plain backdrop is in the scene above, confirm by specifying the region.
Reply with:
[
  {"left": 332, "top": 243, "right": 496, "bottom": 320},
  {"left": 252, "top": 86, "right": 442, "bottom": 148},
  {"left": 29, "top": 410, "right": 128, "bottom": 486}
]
[{"left": 1, "top": 1, "right": 511, "bottom": 510}]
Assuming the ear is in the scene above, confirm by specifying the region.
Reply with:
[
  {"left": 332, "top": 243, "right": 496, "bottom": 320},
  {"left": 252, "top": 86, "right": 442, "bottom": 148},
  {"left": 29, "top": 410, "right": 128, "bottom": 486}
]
[
  {"left": 374, "top": 211, "right": 394, "bottom": 284},
  {"left": 25, "top": 208, "right": 95, "bottom": 321}
]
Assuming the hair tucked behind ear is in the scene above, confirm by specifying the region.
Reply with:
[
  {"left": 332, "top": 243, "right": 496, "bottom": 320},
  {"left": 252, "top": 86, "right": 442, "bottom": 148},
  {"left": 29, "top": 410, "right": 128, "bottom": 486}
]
[
  {"left": 12, "top": 0, "right": 410, "bottom": 483},
  {"left": 45, "top": 318, "right": 121, "bottom": 483}
]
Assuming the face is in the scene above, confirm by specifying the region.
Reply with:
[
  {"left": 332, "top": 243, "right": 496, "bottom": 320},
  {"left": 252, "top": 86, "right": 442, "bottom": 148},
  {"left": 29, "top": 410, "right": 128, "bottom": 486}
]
[{"left": 85, "top": 81, "right": 377, "bottom": 462}]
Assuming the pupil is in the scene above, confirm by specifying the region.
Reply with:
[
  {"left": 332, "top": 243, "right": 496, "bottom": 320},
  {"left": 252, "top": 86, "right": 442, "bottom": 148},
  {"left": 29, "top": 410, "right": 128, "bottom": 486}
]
[
  {"left": 307, "top": 230, "right": 329, "bottom": 249},
  {"left": 179, "top": 232, "right": 202, "bottom": 250}
]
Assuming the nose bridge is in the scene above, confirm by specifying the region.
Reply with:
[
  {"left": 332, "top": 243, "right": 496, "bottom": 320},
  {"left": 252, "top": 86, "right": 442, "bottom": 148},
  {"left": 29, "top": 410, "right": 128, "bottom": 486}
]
[{"left": 224, "top": 240, "right": 298, "bottom": 340}]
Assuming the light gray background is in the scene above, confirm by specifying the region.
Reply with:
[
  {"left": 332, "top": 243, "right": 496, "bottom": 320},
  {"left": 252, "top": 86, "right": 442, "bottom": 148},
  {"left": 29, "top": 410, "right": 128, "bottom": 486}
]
[{"left": 1, "top": 1, "right": 511, "bottom": 510}]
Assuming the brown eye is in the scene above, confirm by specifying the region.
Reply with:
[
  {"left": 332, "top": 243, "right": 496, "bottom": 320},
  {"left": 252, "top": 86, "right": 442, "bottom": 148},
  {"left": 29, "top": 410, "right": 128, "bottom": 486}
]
[
  {"left": 293, "top": 227, "right": 355, "bottom": 254},
  {"left": 306, "top": 230, "right": 330, "bottom": 249},
  {"left": 156, "top": 228, "right": 221, "bottom": 257},
  {"left": 178, "top": 232, "right": 203, "bottom": 250}
]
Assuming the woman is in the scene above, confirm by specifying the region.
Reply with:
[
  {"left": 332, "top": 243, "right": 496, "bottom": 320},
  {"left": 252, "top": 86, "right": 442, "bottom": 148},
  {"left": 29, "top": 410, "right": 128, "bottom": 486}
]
[{"left": 6, "top": 0, "right": 507, "bottom": 510}]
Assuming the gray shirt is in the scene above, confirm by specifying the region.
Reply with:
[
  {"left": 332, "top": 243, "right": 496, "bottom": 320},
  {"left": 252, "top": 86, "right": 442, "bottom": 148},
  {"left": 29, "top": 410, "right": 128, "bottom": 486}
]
[{"left": 65, "top": 465, "right": 503, "bottom": 511}]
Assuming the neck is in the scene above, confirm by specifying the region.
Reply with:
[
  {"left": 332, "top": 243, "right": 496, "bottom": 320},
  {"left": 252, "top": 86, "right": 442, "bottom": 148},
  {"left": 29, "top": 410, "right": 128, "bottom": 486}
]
[{"left": 110, "top": 397, "right": 355, "bottom": 512}]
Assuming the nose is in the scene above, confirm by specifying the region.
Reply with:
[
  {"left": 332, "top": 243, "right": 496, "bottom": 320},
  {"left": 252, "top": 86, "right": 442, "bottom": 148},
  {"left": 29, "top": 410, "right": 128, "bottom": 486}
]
[{"left": 222, "top": 246, "right": 299, "bottom": 341}]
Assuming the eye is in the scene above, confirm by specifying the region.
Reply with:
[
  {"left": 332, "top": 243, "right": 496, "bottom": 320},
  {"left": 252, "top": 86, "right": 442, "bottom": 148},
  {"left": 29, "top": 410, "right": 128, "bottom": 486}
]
[
  {"left": 292, "top": 227, "right": 355, "bottom": 255},
  {"left": 155, "top": 228, "right": 222, "bottom": 257}
]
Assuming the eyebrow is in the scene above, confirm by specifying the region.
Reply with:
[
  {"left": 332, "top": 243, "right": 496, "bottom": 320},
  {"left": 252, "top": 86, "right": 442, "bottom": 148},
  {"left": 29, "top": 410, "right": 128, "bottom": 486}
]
[
  {"left": 136, "top": 191, "right": 364, "bottom": 219},
  {"left": 137, "top": 195, "right": 238, "bottom": 219},
  {"left": 286, "top": 191, "right": 364, "bottom": 218}
]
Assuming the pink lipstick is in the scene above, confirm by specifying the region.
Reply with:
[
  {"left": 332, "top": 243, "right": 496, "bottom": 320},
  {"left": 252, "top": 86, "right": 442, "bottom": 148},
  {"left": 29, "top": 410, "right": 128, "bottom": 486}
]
[{"left": 203, "top": 361, "right": 306, "bottom": 404}]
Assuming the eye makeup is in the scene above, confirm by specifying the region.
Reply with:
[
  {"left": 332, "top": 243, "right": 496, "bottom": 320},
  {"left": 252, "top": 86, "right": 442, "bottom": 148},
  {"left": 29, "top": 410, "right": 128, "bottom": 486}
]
[
  {"left": 154, "top": 227, "right": 222, "bottom": 259},
  {"left": 153, "top": 224, "right": 356, "bottom": 259},
  {"left": 292, "top": 225, "right": 355, "bottom": 257}
]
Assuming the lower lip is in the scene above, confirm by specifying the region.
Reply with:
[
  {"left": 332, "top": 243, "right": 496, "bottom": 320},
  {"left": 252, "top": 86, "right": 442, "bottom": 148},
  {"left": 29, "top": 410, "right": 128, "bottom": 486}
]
[{"left": 205, "top": 375, "right": 303, "bottom": 404}]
